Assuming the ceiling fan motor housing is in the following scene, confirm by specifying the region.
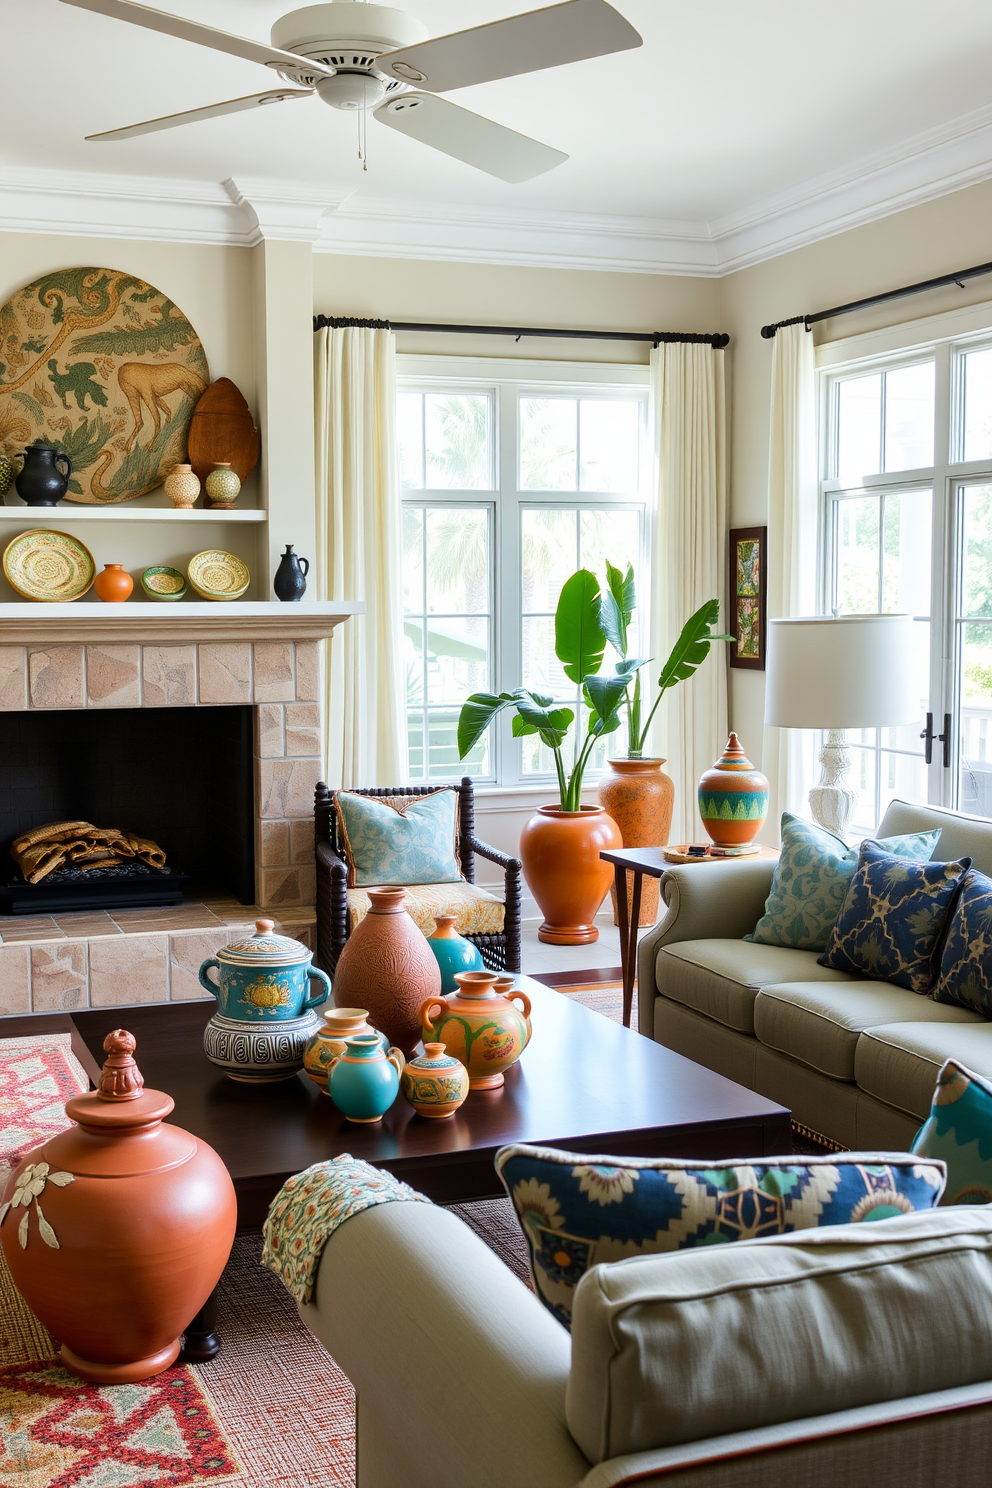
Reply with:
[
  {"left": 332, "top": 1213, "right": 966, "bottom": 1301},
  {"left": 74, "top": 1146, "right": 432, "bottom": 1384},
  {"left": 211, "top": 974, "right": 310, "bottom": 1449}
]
[{"left": 270, "top": 2, "right": 428, "bottom": 98}]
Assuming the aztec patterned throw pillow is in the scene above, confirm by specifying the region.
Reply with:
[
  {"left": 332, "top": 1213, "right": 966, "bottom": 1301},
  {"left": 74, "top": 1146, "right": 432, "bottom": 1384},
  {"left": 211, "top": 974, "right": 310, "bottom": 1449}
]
[
  {"left": 817, "top": 840, "right": 971, "bottom": 993},
  {"left": 495, "top": 1145, "right": 945, "bottom": 1327},
  {"left": 335, "top": 788, "right": 462, "bottom": 887},
  {"left": 912, "top": 1060, "right": 992, "bottom": 1206},
  {"left": 747, "top": 813, "right": 940, "bottom": 952},
  {"left": 930, "top": 869, "right": 992, "bottom": 1016}
]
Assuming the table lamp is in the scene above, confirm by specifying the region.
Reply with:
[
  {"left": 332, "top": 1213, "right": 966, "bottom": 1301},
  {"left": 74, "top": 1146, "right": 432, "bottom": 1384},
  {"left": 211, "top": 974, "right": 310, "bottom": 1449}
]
[{"left": 765, "top": 614, "right": 919, "bottom": 834}]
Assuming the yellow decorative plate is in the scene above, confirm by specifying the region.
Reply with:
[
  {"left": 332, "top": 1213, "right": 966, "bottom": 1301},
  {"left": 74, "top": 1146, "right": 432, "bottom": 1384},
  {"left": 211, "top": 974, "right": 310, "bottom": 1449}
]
[
  {"left": 3, "top": 529, "right": 96, "bottom": 602},
  {"left": 187, "top": 549, "right": 250, "bottom": 602}
]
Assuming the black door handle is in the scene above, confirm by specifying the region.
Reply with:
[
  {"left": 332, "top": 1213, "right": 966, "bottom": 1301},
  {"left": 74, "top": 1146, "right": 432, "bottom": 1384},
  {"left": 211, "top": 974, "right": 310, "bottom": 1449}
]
[
  {"left": 920, "top": 712, "right": 934, "bottom": 764},
  {"left": 938, "top": 712, "right": 952, "bottom": 769}
]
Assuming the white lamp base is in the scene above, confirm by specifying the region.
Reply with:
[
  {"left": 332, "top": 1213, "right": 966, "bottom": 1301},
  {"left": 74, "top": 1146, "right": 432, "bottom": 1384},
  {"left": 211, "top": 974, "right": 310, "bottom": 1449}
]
[{"left": 808, "top": 728, "right": 858, "bottom": 837}]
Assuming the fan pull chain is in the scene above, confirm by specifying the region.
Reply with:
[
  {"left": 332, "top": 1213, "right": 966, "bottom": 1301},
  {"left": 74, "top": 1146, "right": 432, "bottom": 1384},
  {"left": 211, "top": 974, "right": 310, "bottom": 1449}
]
[{"left": 357, "top": 103, "right": 368, "bottom": 171}]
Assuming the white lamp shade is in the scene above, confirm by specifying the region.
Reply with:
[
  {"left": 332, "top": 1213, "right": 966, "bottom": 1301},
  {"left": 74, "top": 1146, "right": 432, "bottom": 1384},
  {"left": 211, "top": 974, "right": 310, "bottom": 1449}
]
[{"left": 765, "top": 615, "right": 919, "bottom": 729}]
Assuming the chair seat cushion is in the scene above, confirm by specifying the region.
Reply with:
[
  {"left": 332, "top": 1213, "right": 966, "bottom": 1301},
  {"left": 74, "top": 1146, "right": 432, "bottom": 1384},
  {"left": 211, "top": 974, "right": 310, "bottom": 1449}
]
[
  {"left": 657, "top": 939, "right": 857, "bottom": 1035},
  {"left": 347, "top": 881, "right": 504, "bottom": 937},
  {"left": 912, "top": 1060, "right": 992, "bottom": 1206},
  {"left": 856, "top": 1022, "right": 992, "bottom": 1121},
  {"left": 754, "top": 981, "right": 983, "bottom": 1082}
]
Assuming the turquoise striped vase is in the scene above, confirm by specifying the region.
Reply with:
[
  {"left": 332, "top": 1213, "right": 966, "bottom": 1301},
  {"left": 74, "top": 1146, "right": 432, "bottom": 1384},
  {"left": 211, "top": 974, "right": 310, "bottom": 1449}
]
[{"left": 698, "top": 733, "right": 769, "bottom": 847}]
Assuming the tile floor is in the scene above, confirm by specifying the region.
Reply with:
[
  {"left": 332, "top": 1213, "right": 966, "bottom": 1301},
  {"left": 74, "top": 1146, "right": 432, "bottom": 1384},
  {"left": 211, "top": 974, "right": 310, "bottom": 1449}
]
[{"left": 519, "top": 910, "right": 652, "bottom": 978}]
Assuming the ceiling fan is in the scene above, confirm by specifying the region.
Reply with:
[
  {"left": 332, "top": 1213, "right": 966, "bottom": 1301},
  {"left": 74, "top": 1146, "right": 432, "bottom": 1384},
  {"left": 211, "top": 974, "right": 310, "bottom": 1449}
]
[{"left": 58, "top": 0, "right": 642, "bottom": 182}]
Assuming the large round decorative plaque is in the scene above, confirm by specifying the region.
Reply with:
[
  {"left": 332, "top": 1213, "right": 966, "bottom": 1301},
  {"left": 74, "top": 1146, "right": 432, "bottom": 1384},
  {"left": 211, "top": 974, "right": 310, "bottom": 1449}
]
[{"left": 0, "top": 267, "right": 209, "bottom": 504}]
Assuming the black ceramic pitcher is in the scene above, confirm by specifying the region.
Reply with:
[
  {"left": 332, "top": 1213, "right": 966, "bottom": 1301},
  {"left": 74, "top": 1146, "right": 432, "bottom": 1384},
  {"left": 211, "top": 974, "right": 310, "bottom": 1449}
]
[
  {"left": 15, "top": 446, "right": 72, "bottom": 506},
  {"left": 273, "top": 545, "right": 309, "bottom": 602}
]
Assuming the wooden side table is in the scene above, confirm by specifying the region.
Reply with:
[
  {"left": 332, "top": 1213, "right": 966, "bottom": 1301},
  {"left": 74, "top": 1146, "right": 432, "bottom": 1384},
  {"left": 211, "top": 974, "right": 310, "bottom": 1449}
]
[{"left": 600, "top": 846, "right": 779, "bottom": 1029}]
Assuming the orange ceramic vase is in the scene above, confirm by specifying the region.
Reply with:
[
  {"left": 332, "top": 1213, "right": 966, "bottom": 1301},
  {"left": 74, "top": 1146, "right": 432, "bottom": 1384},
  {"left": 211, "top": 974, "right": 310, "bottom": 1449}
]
[
  {"left": 421, "top": 970, "right": 531, "bottom": 1090},
  {"left": 93, "top": 563, "right": 133, "bottom": 602},
  {"left": 332, "top": 886, "right": 441, "bottom": 1056},
  {"left": 698, "top": 733, "right": 770, "bottom": 847},
  {"left": 0, "top": 1030, "right": 236, "bottom": 1385},
  {"left": 518, "top": 805, "right": 622, "bottom": 945},
  {"left": 598, "top": 758, "right": 675, "bottom": 927}
]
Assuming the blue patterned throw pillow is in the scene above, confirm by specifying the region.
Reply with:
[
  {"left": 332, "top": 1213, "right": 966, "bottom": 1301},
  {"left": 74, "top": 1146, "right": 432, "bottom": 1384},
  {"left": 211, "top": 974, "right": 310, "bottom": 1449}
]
[
  {"left": 747, "top": 813, "right": 940, "bottom": 952},
  {"left": 912, "top": 1060, "right": 992, "bottom": 1205},
  {"left": 931, "top": 869, "right": 992, "bottom": 1015},
  {"left": 495, "top": 1145, "right": 945, "bottom": 1327},
  {"left": 335, "top": 789, "right": 462, "bottom": 887},
  {"left": 817, "top": 840, "right": 971, "bottom": 993}
]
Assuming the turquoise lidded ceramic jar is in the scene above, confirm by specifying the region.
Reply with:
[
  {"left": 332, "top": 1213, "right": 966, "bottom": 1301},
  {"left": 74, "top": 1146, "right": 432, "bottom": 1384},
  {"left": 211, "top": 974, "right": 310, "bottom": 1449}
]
[
  {"left": 198, "top": 918, "right": 330, "bottom": 1022},
  {"left": 426, "top": 913, "right": 484, "bottom": 994},
  {"left": 326, "top": 1034, "right": 405, "bottom": 1124}
]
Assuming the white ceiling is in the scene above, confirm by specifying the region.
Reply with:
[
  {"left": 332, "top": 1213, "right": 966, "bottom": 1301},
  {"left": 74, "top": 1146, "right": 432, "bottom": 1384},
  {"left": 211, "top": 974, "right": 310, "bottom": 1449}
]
[{"left": 3, "top": 0, "right": 992, "bottom": 246}]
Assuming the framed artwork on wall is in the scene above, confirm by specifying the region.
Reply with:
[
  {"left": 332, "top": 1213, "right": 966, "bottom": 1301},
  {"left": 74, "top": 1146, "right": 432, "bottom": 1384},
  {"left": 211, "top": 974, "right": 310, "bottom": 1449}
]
[{"left": 729, "top": 526, "right": 767, "bottom": 670}]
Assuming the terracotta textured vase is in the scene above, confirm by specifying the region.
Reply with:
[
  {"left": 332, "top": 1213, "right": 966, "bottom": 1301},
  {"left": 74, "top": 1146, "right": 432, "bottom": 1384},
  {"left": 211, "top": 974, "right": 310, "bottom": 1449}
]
[
  {"left": 164, "top": 462, "right": 200, "bottom": 508},
  {"left": 421, "top": 970, "right": 531, "bottom": 1090},
  {"left": 333, "top": 886, "right": 442, "bottom": 1056},
  {"left": 698, "top": 732, "right": 770, "bottom": 847},
  {"left": 93, "top": 563, "right": 133, "bottom": 603},
  {"left": 400, "top": 1042, "right": 470, "bottom": 1119},
  {"left": 205, "top": 461, "right": 241, "bottom": 508},
  {"left": 519, "top": 805, "right": 622, "bottom": 945},
  {"left": 598, "top": 758, "right": 675, "bottom": 927},
  {"left": 325, "top": 1034, "right": 404, "bottom": 1124},
  {"left": 303, "top": 1007, "right": 386, "bottom": 1091},
  {"left": 426, "top": 913, "right": 483, "bottom": 993},
  {"left": 0, "top": 1029, "right": 236, "bottom": 1385}
]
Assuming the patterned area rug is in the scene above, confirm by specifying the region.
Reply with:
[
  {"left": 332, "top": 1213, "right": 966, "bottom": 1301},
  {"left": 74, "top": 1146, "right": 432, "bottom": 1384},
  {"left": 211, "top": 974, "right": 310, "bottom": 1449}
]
[
  {"left": 0, "top": 1035, "right": 88, "bottom": 1178},
  {"left": 553, "top": 980, "right": 624, "bottom": 1024}
]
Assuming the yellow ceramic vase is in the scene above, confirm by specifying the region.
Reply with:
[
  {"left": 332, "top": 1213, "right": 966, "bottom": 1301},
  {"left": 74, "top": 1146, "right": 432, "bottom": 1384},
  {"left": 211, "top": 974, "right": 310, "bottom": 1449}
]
[
  {"left": 420, "top": 971, "right": 531, "bottom": 1091},
  {"left": 303, "top": 1007, "right": 384, "bottom": 1092}
]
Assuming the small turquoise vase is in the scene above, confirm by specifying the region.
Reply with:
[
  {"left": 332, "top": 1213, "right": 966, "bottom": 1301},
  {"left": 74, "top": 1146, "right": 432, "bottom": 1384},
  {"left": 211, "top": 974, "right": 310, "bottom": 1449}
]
[
  {"left": 426, "top": 914, "right": 483, "bottom": 994},
  {"left": 198, "top": 918, "right": 331, "bottom": 1022},
  {"left": 326, "top": 1035, "right": 405, "bottom": 1124}
]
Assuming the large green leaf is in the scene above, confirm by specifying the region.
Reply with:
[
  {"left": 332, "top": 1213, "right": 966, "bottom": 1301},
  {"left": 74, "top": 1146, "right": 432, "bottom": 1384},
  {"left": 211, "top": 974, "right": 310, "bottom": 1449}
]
[
  {"left": 511, "top": 698, "right": 574, "bottom": 749},
  {"left": 656, "top": 599, "right": 733, "bottom": 694},
  {"left": 555, "top": 569, "right": 606, "bottom": 685},
  {"left": 583, "top": 673, "right": 627, "bottom": 739},
  {"left": 457, "top": 691, "right": 518, "bottom": 758},
  {"left": 598, "top": 560, "right": 636, "bottom": 657}
]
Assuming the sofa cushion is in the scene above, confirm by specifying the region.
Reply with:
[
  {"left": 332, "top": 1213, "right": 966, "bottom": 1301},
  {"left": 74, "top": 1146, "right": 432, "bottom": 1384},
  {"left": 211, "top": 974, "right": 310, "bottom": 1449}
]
[
  {"left": 566, "top": 1206, "right": 992, "bottom": 1463},
  {"left": 495, "top": 1144, "right": 944, "bottom": 1328},
  {"left": 754, "top": 980, "right": 982, "bottom": 1082},
  {"left": 819, "top": 840, "right": 971, "bottom": 993},
  {"left": 747, "top": 812, "right": 939, "bottom": 952},
  {"left": 912, "top": 1060, "right": 992, "bottom": 1206},
  {"left": 879, "top": 798, "right": 992, "bottom": 878},
  {"left": 856, "top": 1022, "right": 992, "bottom": 1121},
  {"left": 932, "top": 869, "right": 992, "bottom": 1015},
  {"left": 657, "top": 939, "right": 856, "bottom": 1035}
]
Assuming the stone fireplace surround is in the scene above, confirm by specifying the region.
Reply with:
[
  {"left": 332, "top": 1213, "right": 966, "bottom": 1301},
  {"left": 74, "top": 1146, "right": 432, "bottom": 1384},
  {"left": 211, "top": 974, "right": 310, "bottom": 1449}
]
[{"left": 0, "top": 602, "right": 359, "bottom": 1017}]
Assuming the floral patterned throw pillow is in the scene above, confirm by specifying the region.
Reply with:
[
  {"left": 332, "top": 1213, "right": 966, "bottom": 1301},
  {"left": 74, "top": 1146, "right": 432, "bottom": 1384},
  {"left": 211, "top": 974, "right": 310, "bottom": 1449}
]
[
  {"left": 335, "top": 788, "right": 462, "bottom": 887},
  {"left": 930, "top": 870, "right": 992, "bottom": 1015},
  {"left": 495, "top": 1145, "right": 945, "bottom": 1328},
  {"left": 818, "top": 840, "right": 971, "bottom": 993}
]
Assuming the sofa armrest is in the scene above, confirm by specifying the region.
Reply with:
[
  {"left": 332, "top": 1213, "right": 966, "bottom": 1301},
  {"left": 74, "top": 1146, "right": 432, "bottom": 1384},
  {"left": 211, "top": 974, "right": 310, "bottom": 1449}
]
[
  {"left": 300, "top": 1201, "right": 589, "bottom": 1488},
  {"left": 636, "top": 859, "right": 776, "bottom": 1037}
]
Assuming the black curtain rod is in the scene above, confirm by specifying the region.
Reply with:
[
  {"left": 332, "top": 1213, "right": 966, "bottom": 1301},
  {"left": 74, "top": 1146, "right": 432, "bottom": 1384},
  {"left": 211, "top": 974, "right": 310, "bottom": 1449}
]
[
  {"left": 314, "top": 314, "right": 730, "bottom": 350},
  {"left": 760, "top": 260, "right": 992, "bottom": 339}
]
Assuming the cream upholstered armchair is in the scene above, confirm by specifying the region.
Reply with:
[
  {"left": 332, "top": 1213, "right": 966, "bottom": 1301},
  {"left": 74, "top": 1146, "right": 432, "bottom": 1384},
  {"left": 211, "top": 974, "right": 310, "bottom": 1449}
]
[{"left": 313, "top": 778, "right": 521, "bottom": 977}]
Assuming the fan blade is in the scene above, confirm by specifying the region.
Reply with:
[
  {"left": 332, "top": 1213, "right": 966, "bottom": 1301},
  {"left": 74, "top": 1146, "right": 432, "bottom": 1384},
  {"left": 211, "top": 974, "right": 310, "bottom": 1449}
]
[
  {"left": 86, "top": 89, "right": 313, "bottom": 141},
  {"left": 374, "top": 93, "right": 566, "bottom": 183},
  {"left": 58, "top": 0, "right": 333, "bottom": 80},
  {"left": 379, "top": 0, "right": 640, "bottom": 93}
]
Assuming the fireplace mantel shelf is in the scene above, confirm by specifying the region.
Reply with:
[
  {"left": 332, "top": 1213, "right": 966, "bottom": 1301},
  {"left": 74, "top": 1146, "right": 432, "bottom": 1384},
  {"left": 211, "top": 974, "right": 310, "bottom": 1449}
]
[{"left": 0, "top": 600, "right": 364, "bottom": 645}]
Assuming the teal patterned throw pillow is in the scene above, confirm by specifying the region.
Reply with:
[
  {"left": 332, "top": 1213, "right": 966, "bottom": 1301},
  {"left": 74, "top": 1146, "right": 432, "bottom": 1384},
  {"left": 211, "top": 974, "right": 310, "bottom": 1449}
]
[
  {"left": 818, "top": 840, "right": 971, "bottom": 993},
  {"left": 747, "top": 813, "right": 940, "bottom": 952},
  {"left": 335, "top": 789, "right": 462, "bottom": 887},
  {"left": 496, "top": 1145, "right": 945, "bottom": 1327},
  {"left": 912, "top": 1060, "right": 992, "bottom": 1205},
  {"left": 931, "top": 870, "right": 992, "bottom": 1015}
]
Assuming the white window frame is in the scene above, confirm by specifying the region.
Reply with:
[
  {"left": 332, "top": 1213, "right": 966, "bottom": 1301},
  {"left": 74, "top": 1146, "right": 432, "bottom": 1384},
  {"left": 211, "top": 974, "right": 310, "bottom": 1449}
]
[{"left": 397, "top": 354, "right": 651, "bottom": 791}]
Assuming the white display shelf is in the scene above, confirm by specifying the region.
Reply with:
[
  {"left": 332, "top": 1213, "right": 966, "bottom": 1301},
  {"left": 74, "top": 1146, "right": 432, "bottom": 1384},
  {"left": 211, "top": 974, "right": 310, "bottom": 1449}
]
[{"left": 0, "top": 506, "right": 265, "bottom": 521}]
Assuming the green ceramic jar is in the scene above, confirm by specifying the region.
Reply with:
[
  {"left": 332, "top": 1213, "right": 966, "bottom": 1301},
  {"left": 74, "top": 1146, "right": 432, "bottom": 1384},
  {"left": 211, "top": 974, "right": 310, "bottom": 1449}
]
[
  {"left": 198, "top": 918, "right": 330, "bottom": 1023},
  {"left": 426, "top": 914, "right": 483, "bottom": 994},
  {"left": 326, "top": 1035, "right": 404, "bottom": 1124}
]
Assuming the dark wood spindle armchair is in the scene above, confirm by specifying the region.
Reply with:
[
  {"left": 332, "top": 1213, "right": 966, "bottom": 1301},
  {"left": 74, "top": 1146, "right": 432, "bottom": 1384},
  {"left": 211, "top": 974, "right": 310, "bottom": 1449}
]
[{"left": 314, "top": 778, "right": 522, "bottom": 978}]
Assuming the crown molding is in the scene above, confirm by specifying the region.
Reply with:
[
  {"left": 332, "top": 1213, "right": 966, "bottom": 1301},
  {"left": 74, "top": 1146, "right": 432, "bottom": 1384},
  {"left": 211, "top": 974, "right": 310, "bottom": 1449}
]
[{"left": 225, "top": 176, "right": 350, "bottom": 244}]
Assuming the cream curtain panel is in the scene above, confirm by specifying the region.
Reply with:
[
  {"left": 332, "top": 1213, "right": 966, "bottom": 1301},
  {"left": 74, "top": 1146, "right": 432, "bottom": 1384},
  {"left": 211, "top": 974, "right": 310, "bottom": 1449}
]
[
  {"left": 314, "top": 324, "right": 406, "bottom": 788},
  {"left": 762, "top": 321, "right": 818, "bottom": 830},
  {"left": 648, "top": 342, "right": 729, "bottom": 844}
]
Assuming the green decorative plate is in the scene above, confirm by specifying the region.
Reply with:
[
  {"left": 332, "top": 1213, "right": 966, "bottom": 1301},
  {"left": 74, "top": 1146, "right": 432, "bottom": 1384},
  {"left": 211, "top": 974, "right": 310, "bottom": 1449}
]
[
  {"left": 141, "top": 564, "right": 187, "bottom": 601},
  {"left": 187, "top": 549, "right": 250, "bottom": 602},
  {"left": 3, "top": 528, "right": 96, "bottom": 602}
]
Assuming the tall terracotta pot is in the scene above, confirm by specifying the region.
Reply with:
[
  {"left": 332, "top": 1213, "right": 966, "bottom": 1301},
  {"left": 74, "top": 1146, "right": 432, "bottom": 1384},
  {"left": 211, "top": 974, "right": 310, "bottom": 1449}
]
[
  {"left": 598, "top": 758, "right": 675, "bottom": 927},
  {"left": 519, "top": 805, "right": 622, "bottom": 945},
  {"left": 0, "top": 1029, "right": 236, "bottom": 1385},
  {"left": 332, "top": 886, "right": 441, "bottom": 1056}
]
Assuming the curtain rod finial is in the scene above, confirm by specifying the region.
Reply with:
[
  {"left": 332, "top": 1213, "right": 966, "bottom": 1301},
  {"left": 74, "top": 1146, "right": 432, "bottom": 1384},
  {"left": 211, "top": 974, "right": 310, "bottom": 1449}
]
[{"left": 760, "top": 324, "right": 777, "bottom": 339}]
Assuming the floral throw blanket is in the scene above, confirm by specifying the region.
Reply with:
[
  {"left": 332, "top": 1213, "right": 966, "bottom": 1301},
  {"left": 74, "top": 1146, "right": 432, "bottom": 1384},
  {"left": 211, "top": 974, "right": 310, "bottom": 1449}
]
[{"left": 262, "top": 1154, "right": 431, "bottom": 1304}]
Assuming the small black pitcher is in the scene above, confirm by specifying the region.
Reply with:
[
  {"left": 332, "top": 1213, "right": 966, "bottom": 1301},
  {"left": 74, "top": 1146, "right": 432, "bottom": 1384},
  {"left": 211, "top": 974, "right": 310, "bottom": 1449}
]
[
  {"left": 16, "top": 445, "right": 72, "bottom": 506},
  {"left": 273, "top": 545, "right": 309, "bottom": 602}
]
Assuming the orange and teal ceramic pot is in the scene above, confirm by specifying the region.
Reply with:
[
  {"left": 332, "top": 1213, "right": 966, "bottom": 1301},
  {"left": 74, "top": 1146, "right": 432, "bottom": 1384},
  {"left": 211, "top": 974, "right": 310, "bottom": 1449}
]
[
  {"left": 400, "top": 1042, "right": 470, "bottom": 1119},
  {"left": 698, "top": 733, "right": 769, "bottom": 847},
  {"left": 420, "top": 970, "right": 531, "bottom": 1091},
  {"left": 303, "top": 1007, "right": 386, "bottom": 1091},
  {"left": 325, "top": 1035, "right": 405, "bottom": 1124}
]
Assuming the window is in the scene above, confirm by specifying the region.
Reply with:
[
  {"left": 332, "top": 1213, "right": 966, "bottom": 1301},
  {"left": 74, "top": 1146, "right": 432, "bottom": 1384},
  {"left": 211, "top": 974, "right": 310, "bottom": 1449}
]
[
  {"left": 398, "top": 361, "right": 649, "bottom": 787},
  {"left": 820, "top": 322, "right": 992, "bottom": 828}
]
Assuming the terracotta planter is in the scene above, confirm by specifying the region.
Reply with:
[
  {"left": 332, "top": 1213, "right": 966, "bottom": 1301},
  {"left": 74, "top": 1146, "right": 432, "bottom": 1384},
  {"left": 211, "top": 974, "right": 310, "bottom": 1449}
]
[
  {"left": 698, "top": 732, "right": 769, "bottom": 847},
  {"left": 421, "top": 971, "right": 531, "bottom": 1090},
  {"left": 93, "top": 563, "right": 133, "bottom": 602},
  {"left": 598, "top": 758, "right": 675, "bottom": 927},
  {"left": 0, "top": 1029, "right": 236, "bottom": 1385},
  {"left": 518, "top": 805, "right": 622, "bottom": 945},
  {"left": 332, "top": 886, "right": 441, "bottom": 1056}
]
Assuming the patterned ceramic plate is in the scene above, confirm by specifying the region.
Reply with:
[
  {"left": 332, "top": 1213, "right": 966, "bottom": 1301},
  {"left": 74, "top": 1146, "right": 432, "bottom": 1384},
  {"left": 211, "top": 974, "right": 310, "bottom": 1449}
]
[
  {"left": 141, "top": 564, "right": 187, "bottom": 601},
  {"left": 3, "top": 529, "right": 96, "bottom": 602},
  {"left": 187, "top": 549, "right": 250, "bottom": 602}
]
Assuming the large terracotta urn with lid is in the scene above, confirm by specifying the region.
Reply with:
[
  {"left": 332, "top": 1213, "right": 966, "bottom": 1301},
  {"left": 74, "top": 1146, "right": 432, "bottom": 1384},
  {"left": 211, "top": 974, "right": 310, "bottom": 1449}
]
[
  {"left": 518, "top": 805, "right": 622, "bottom": 945},
  {"left": 0, "top": 1029, "right": 236, "bottom": 1384},
  {"left": 598, "top": 758, "right": 675, "bottom": 927},
  {"left": 332, "top": 886, "right": 441, "bottom": 1056}
]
